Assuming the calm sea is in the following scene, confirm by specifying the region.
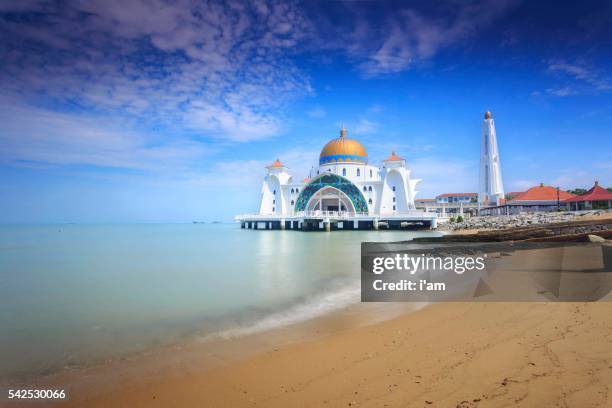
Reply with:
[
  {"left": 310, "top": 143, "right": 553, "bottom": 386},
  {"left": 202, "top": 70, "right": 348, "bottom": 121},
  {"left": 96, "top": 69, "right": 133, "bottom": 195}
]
[{"left": 0, "top": 223, "right": 440, "bottom": 382}]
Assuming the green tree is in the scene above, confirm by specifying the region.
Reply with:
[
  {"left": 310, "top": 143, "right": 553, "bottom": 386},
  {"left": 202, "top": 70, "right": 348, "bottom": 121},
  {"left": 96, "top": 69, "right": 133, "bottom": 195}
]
[
  {"left": 456, "top": 215, "right": 464, "bottom": 222},
  {"left": 568, "top": 188, "right": 587, "bottom": 195}
]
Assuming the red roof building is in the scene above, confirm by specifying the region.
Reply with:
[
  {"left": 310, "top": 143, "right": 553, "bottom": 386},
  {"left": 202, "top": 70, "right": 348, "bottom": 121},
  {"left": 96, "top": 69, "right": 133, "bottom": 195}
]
[
  {"left": 480, "top": 184, "right": 577, "bottom": 216},
  {"left": 510, "top": 183, "right": 576, "bottom": 203},
  {"left": 564, "top": 181, "right": 612, "bottom": 210}
]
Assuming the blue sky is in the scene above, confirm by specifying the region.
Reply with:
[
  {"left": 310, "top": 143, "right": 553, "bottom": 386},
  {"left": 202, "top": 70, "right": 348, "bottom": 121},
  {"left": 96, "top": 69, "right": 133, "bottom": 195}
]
[{"left": 0, "top": 0, "right": 611, "bottom": 222}]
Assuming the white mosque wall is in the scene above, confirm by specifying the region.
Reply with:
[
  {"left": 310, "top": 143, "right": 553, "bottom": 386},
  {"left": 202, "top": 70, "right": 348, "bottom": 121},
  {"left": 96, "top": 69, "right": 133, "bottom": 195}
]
[
  {"left": 380, "top": 168, "right": 409, "bottom": 214},
  {"left": 259, "top": 170, "right": 292, "bottom": 215},
  {"left": 317, "top": 163, "right": 380, "bottom": 182},
  {"left": 258, "top": 161, "right": 420, "bottom": 216},
  {"left": 257, "top": 141, "right": 423, "bottom": 217}
]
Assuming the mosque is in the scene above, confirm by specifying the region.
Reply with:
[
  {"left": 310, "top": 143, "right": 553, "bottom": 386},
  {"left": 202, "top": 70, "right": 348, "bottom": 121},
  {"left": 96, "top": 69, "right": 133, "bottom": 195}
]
[{"left": 236, "top": 127, "right": 438, "bottom": 231}]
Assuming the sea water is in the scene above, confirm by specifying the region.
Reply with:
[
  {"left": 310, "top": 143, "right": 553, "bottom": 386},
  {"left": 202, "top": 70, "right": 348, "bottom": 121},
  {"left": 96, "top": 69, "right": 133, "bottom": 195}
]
[{"left": 0, "top": 223, "right": 440, "bottom": 382}]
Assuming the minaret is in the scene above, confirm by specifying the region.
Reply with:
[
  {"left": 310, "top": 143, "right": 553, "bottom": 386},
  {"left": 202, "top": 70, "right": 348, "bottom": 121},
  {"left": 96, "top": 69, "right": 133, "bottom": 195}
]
[{"left": 478, "top": 111, "right": 505, "bottom": 206}]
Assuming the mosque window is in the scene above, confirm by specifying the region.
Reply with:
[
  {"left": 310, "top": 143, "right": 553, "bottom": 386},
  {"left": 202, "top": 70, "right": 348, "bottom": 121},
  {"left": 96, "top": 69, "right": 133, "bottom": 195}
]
[
  {"left": 291, "top": 188, "right": 294, "bottom": 194},
  {"left": 368, "top": 186, "right": 372, "bottom": 192},
  {"left": 296, "top": 188, "right": 299, "bottom": 193},
  {"left": 272, "top": 199, "right": 275, "bottom": 205},
  {"left": 368, "top": 198, "right": 372, "bottom": 205},
  {"left": 273, "top": 189, "right": 276, "bottom": 195},
  {"left": 357, "top": 169, "right": 360, "bottom": 177},
  {"left": 273, "top": 207, "right": 275, "bottom": 212},
  {"left": 370, "top": 169, "right": 372, "bottom": 177},
  {"left": 393, "top": 205, "right": 396, "bottom": 211},
  {"left": 317, "top": 170, "right": 319, "bottom": 175},
  {"left": 392, "top": 186, "right": 396, "bottom": 192},
  {"left": 393, "top": 197, "right": 396, "bottom": 202},
  {"left": 363, "top": 186, "right": 367, "bottom": 192},
  {"left": 291, "top": 200, "right": 294, "bottom": 205},
  {"left": 342, "top": 168, "right": 346, "bottom": 177}
]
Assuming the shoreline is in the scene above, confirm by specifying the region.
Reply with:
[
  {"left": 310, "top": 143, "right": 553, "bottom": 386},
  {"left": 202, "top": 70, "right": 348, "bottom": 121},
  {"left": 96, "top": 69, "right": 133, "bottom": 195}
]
[
  {"left": 19, "top": 301, "right": 425, "bottom": 406},
  {"left": 7, "top": 219, "right": 611, "bottom": 407},
  {"left": 49, "top": 301, "right": 612, "bottom": 408}
]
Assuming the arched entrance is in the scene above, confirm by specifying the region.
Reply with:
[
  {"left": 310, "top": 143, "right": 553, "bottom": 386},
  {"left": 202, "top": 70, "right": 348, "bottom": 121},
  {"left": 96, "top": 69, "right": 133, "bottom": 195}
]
[
  {"left": 305, "top": 186, "right": 355, "bottom": 213},
  {"left": 294, "top": 173, "right": 369, "bottom": 214}
]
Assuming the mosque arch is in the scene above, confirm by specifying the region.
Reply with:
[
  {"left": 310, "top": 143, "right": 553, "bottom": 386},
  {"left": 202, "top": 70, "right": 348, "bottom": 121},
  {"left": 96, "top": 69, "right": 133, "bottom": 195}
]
[
  {"left": 304, "top": 186, "right": 356, "bottom": 213},
  {"left": 294, "top": 173, "right": 369, "bottom": 213}
]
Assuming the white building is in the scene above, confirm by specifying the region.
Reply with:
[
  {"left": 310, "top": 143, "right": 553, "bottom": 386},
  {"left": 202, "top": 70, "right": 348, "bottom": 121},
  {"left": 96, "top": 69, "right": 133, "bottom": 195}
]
[
  {"left": 478, "top": 111, "right": 505, "bottom": 206},
  {"left": 239, "top": 127, "right": 439, "bottom": 231}
]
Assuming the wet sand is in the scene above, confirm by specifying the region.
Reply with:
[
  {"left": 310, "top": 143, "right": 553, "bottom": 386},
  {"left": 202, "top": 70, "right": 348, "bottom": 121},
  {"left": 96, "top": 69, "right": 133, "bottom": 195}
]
[{"left": 49, "top": 301, "right": 612, "bottom": 408}]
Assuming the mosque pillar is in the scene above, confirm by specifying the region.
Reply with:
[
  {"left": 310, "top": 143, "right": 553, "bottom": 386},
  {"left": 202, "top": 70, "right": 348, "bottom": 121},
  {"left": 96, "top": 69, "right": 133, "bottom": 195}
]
[
  {"left": 280, "top": 219, "right": 285, "bottom": 230},
  {"left": 373, "top": 218, "right": 379, "bottom": 230},
  {"left": 353, "top": 220, "right": 358, "bottom": 229},
  {"left": 324, "top": 219, "right": 331, "bottom": 232}
]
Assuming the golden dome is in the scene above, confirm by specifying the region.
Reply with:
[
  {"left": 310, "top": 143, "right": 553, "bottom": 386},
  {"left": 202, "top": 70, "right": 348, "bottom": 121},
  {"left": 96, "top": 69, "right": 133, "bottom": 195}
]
[
  {"left": 319, "top": 127, "right": 368, "bottom": 165},
  {"left": 484, "top": 111, "right": 492, "bottom": 119}
]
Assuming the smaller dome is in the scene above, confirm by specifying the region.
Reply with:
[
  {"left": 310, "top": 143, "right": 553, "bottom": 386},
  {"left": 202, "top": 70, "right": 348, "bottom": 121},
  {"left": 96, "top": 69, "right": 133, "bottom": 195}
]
[
  {"left": 384, "top": 151, "right": 404, "bottom": 162},
  {"left": 266, "top": 158, "right": 285, "bottom": 168}
]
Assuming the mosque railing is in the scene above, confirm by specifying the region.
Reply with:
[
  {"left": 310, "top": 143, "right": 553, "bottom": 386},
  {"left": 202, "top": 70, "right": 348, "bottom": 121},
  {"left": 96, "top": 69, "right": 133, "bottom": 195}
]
[{"left": 235, "top": 210, "right": 442, "bottom": 221}]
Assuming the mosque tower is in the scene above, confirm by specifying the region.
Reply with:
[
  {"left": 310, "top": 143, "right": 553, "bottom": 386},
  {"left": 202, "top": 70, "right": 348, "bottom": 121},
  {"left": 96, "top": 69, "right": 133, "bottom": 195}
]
[{"left": 478, "top": 111, "right": 505, "bottom": 206}]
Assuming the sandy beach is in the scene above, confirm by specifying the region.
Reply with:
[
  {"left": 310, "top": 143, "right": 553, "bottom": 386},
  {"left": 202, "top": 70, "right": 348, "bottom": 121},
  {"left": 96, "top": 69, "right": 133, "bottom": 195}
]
[{"left": 50, "top": 300, "right": 612, "bottom": 408}]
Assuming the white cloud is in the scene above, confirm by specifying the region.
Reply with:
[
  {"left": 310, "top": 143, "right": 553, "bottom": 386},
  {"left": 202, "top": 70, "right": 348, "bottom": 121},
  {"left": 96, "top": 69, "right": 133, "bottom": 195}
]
[
  {"left": 409, "top": 156, "right": 478, "bottom": 198},
  {"left": 0, "top": 100, "right": 212, "bottom": 172},
  {"left": 306, "top": 107, "right": 326, "bottom": 118},
  {"left": 545, "top": 86, "right": 575, "bottom": 97},
  {"left": 349, "top": 0, "right": 517, "bottom": 76},
  {"left": 550, "top": 169, "right": 609, "bottom": 190},
  {"left": 537, "top": 61, "right": 612, "bottom": 97},
  {"left": 507, "top": 179, "right": 538, "bottom": 192},
  {"left": 186, "top": 102, "right": 281, "bottom": 142},
  {"left": 0, "top": 0, "right": 313, "bottom": 144},
  {"left": 547, "top": 62, "right": 611, "bottom": 89},
  {"left": 352, "top": 119, "right": 379, "bottom": 135},
  {"left": 192, "top": 147, "right": 319, "bottom": 188}
]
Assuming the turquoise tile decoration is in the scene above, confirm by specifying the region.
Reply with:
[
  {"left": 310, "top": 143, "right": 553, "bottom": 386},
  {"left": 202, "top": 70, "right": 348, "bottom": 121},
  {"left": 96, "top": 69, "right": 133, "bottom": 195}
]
[{"left": 294, "top": 173, "right": 368, "bottom": 213}]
